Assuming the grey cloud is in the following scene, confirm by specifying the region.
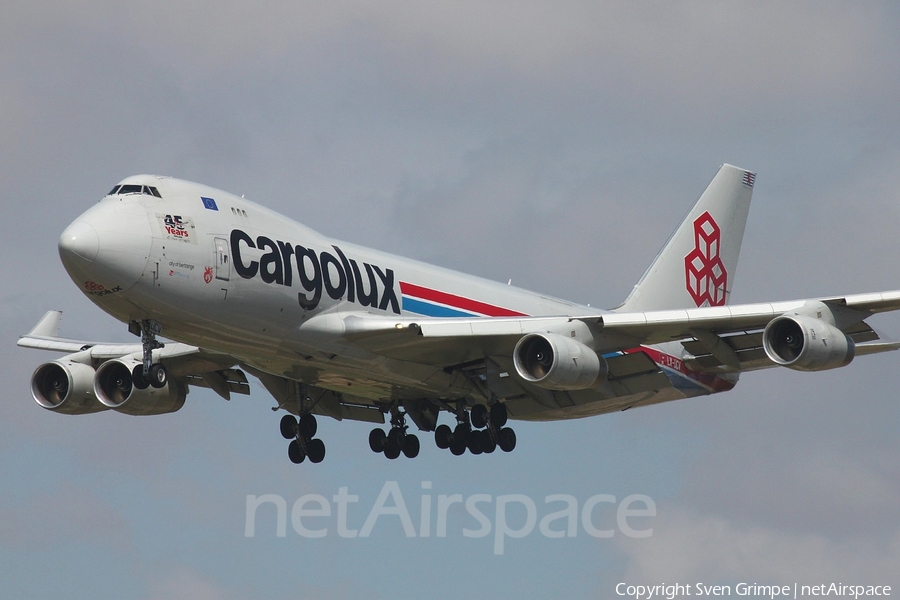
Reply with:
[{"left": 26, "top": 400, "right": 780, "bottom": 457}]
[{"left": 618, "top": 506, "right": 900, "bottom": 583}]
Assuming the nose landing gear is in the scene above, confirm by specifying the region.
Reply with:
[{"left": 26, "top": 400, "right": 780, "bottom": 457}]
[{"left": 129, "top": 319, "right": 168, "bottom": 389}]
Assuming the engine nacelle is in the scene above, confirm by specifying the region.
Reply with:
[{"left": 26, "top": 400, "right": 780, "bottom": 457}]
[
  {"left": 31, "top": 360, "right": 108, "bottom": 414},
  {"left": 513, "top": 333, "right": 607, "bottom": 390},
  {"left": 763, "top": 314, "right": 855, "bottom": 372},
  {"left": 94, "top": 359, "right": 186, "bottom": 415}
]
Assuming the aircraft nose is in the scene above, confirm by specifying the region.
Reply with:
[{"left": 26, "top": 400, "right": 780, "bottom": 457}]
[
  {"left": 59, "top": 221, "right": 100, "bottom": 264},
  {"left": 58, "top": 199, "right": 153, "bottom": 295}
]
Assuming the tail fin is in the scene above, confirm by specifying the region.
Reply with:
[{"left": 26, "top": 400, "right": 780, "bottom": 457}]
[{"left": 616, "top": 164, "right": 755, "bottom": 312}]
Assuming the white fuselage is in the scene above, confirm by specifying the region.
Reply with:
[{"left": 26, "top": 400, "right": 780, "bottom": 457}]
[{"left": 58, "top": 175, "right": 724, "bottom": 419}]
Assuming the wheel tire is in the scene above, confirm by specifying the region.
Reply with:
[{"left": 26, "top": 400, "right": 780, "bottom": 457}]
[
  {"left": 298, "top": 414, "right": 317, "bottom": 439},
  {"left": 434, "top": 424, "right": 452, "bottom": 449},
  {"left": 369, "top": 428, "right": 386, "bottom": 453},
  {"left": 498, "top": 427, "right": 517, "bottom": 452},
  {"left": 449, "top": 437, "right": 466, "bottom": 456},
  {"left": 384, "top": 445, "right": 401, "bottom": 460},
  {"left": 288, "top": 440, "right": 305, "bottom": 464},
  {"left": 402, "top": 434, "right": 420, "bottom": 459},
  {"left": 307, "top": 438, "right": 326, "bottom": 463},
  {"left": 280, "top": 415, "right": 298, "bottom": 439},
  {"left": 387, "top": 427, "right": 405, "bottom": 451},
  {"left": 467, "top": 430, "right": 483, "bottom": 455},
  {"left": 482, "top": 431, "right": 497, "bottom": 454},
  {"left": 470, "top": 404, "right": 487, "bottom": 429},
  {"left": 453, "top": 423, "right": 469, "bottom": 448},
  {"left": 298, "top": 414, "right": 318, "bottom": 439},
  {"left": 149, "top": 363, "right": 167, "bottom": 389},
  {"left": 490, "top": 402, "right": 508, "bottom": 428},
  {"left": 131, "top": 365, "right": 150, "bottom": 390}
]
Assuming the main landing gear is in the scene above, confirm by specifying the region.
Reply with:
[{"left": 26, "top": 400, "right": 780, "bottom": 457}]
[
  {"left": 277, "top": 399, "right": 515, "bottom": 465},
  {"left": 434, "top": 402, "right": 516, "bottom": 456},
  {"left": 129, "top": 319, "right": 168, "bottom": 390},
  {"left": 369, "top": 407, "right": 420, "bottom": 459},
  {"left": 280, "top": 414, "right": 326, "bottom": 464}
]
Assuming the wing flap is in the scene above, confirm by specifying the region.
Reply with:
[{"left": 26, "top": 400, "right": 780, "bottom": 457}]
[
  {"left": 185, "top": 369, "right": 251, "bottom": 400},
  {"left": 605, "top": 351, "right": 671, "bottom": 395}
]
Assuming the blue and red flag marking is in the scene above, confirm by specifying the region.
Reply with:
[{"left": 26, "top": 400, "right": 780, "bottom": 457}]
[
  {"left": 623, "top": 346, "right": 735, "bottom": 394},
  {"left": 400, "top": 282, "right": 528, "bottom": 318}
]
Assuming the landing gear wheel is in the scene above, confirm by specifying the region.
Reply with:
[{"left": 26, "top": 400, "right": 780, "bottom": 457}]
[
  {"left": 298, "top": 414, "right": 317, "bottom": 439},
  {"left": 280, "top": 415, "right": 298, "bottom": 439},
  {"left": 384, "top": 445, "right": 401, "bottom": 460},
  {"left": 490, "top": 402, "right": 508, "bottom": 428},
  {"left": 149, "top": 363, "right": 167, "bottom": 389},
  {"left": 449, "top": 438, "right": 466, "bottom": 456},
  {"left": 434, "top": 424, "right": 452, "bottom": 449},
  {"left": 482, "top": 431, "right": 497, "bottom": 454},
  {"left": 307, "top": 438, "right": 326, "bottom": 463},
  {"left": 369, "top": 428, "right": 386, "bottom": 453},
  {"left": 402, "top": 434, "right": 420, "bottom": 458},
  {"left": 498, "top": 427, "right": 517, "bottom": 452},
  {"left": 288, "top": 440, "right": 306, "bottom": 464},
  {"left": 387, "top": 427, "right": 405, "bottom": 450},
  {"left": 131, "top": 365, "right": 150, "bottom": 390},
  {"left": 470, "top": 404, "right": 488, "bottom": 429},
  {"left": 467, "top": 430, "right": 484, "bottom": 455},
  {"left": 453, "top": 423, "right": 469, "bottom": 448}
]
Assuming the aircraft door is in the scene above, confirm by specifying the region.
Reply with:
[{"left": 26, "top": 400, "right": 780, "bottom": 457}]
[{"left": 214, "top": 237, "right": 230, "bottom": 281}]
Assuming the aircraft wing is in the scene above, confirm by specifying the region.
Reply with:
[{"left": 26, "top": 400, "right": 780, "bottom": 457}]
[
  {"left": 340, "top": 290, "right": 900, "bottom": 371},
  {"left": 18, "top": 311, "right": 249, "bottom": 399}
]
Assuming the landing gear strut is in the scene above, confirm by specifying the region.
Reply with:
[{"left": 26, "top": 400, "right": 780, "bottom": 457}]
[
  {"left": 369, "top": 406, "right": 420, "bottom": 459},
  {"left": 129, "top": 319, "right": 167, "bottom": 389}
]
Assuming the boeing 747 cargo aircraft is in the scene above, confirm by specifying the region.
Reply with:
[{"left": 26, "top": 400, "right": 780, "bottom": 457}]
[{"left": 19, "top": 165, "right": 900, "bottom": 464}]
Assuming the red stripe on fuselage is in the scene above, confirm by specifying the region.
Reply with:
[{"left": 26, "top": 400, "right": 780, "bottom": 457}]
[{"left": 399, "top": 282, "right": 528, "bottom": 317}]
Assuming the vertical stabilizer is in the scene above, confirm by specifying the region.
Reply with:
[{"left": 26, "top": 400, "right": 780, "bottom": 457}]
[{"left": 616, "top": 164, "right": 755, "bottom": 312}]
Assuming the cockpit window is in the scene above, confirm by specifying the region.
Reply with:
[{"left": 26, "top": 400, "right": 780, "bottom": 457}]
[{"left": 109, "top": 183, "right": 164, "bottom": 198}]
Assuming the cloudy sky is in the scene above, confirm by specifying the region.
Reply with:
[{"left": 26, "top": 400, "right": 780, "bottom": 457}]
[{"left": 2, "top": 2, "right": 900, "bottom": 598}]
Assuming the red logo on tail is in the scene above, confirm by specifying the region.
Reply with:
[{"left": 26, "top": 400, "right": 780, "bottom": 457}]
[{"left": 684, "top": 212, "right": 727, "bottom": 307}]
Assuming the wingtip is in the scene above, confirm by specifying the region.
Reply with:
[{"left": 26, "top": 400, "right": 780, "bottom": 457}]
[{"left": 26, "top": 310, "right": 63, "bottom": 338}]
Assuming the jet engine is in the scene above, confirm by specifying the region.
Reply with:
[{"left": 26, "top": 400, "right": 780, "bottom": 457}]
[
  {"left": 31, "top": 360, "right": 108, "bottom": 414},
  {"left": 513, "top": 332, "right": 607, "bottom": 390},
  {"left": 762, "top": 314, "right": 855, "bottom": 372},
  {"left": 94, "top": 358, "right": 186, "bottom": 415}
]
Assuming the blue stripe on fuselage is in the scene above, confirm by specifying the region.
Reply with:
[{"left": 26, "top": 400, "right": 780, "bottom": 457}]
[{"left": 402, "top": 297, "right": 477, "bottom": 318}]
